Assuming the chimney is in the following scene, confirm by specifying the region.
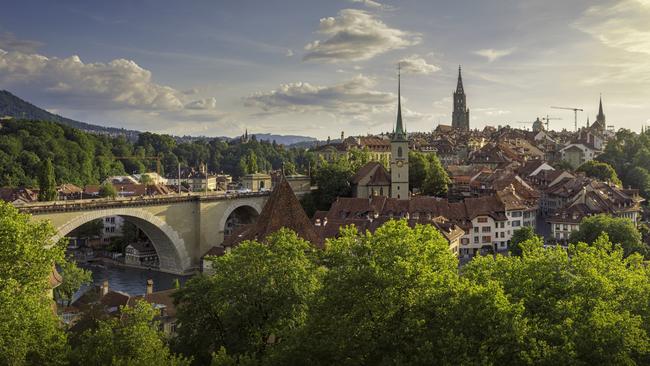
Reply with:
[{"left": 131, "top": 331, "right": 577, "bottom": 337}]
[
  {"left": 101, "top": 280, "right": 109, "bottom": 297},
  {"left": 146, "top": 279, "right": 153, "bottom": 295}
]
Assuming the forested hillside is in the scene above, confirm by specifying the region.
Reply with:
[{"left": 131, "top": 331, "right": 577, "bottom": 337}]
[{"left": 0, "top": 119, "right": 315, "bottom": 188}]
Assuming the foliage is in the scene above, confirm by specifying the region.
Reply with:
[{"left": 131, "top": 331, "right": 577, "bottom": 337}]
[
  {"left": 0, "top": 201, "right": 68, "bottom": 365},
  {"left": 597, "top": 128, "right": 650, "bottom": 198},
  {"left": 552, "top": 160, "right": 574, "bottom": 171},
  {"left": 98, "top": 182, "right": 117, "bottom": 199},
  {"left": 576, "top": 160, "right": 621, "bottom": 185},
  {"left": 570, "top": 214, "right": 647, "bottom": 257},
  {"left": 310, "top": 158, "right": 353, "bottom": 211},
  {"left": 0, "top": 119, "right": 314, "bottom": 188},
  {"left": 54, "top": 258, "right": 92, "bottom": 307},
  {"left": 464, "top": 234, "right": 650, "bottom": 365},
  {"left": 139, "top": 173, "right": 153, "bottom": 185},
  {"left": 509, "top": 226, "right": 539, "bottom": 256},
  {"left": 275, "top": 221, "right": 523, "bottom": 365},
  {"left": 173, "top": 229, "right": 322, "bottom": 364},
  {"left": 38, "top": 158, "right": 58, "bottom": 201},
  {"left": 71, "top": 300, "right": 191, "bottom": 365},
  {"left": 409, "top": 151, "right": 451, "bottom": 196}
]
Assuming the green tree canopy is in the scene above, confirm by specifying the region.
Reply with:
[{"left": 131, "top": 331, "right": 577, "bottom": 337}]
[
  {"left": 38, "top": 158, "right": 58, "bottom": 201},
  {"left": 570, "top": 214, "right": 647, "bottom": 257},
  {"left": 464, "top": 234, "right": 650, "bottom": 365},
  {"left": 509, "top": 226, "right": 539, "bottom": 256},
  {"left": 54, "top": 258, "right": 92, "bottom": 307},
  {"left": 408, "top": 151, "right": 450, "bottom": 196},
  {"left": 576, "top": 160, "right": 622, "bottom": 185},
  {"left": 98, "top": 182, "right": 117, "bottom": 199},
  {"left": 71, "top": 300, "right": 190, "bottom": 366},
  {"left": 173, "top": 229, "right": 322, "bottom": 364},
  {"left": 0, "top": 201, "right": 68, "bottom": 365}
]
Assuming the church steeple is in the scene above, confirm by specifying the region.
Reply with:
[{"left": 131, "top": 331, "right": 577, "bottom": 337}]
[
  {"left": 452, "top": 65, "right": 470, "bottom": 131},
  {"left": 597, "top": 94, "right": 605, "bottom": 122},
  {"left": 456, "top": 65, "right": 464, "bottom": 94},
  {"left": 393, "top": 64, "right": 406, "bottom": 141}
]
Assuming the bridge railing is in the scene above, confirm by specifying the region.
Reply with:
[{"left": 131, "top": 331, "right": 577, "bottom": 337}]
[{"left": 16, "top": 191, "right": 271, "bottom": 214}]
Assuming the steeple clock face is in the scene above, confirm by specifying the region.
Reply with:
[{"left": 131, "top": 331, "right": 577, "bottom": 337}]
[{"left": 396, "top": 161, "right": 404, "bottom": 167}]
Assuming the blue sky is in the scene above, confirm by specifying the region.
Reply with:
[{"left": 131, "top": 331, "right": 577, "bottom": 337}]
[{"left": 1, "top": 0, "right": 649, "bottom": 138}]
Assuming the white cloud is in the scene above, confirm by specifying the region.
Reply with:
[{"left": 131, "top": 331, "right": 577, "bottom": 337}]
[
  {"left": 474, "top": 48, "right": 515, "bottom": 62},
  {"left": 185, "top": 97, "right": 218, "bottom": 110},
  {"left": 574, "top": 0, "right": 650, "bottom": 56},
  {"left": 398, "top": 54, "right": 440, "bottom": 74},
  {"left": 303, "top": 9, "right": 420, "bottom": 62},
  {"left": 0, "top": 48, "right": 220, "bottom": 113},
  {"left": 244, "top": 74, "right": 395, "bottom": 117},
  {"left": 348, "top": 0, "right": 384, "bottom": 9}
]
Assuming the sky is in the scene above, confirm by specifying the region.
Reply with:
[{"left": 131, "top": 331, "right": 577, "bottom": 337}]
[{"left": 1, "top": 0, "right": 649, "bottom": 139}]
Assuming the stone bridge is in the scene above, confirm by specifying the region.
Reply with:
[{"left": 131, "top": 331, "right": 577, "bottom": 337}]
[{"left": 19, "top": 192, "right": 270, "bottom": 274}]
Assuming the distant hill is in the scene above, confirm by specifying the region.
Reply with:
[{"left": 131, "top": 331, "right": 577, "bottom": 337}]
[
  {"left": 0, "top": 90, "right": 317, "bottom": 145},
  {"left": 251, "top": 133, "right": 317, "bottom": 146},
  {"left": 0, "top": 90, "right": 140, "bottom": 140}
]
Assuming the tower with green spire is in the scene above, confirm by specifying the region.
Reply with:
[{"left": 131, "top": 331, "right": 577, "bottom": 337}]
[{"left": 390, "top": 64, "right": 409, "bottom": 200}]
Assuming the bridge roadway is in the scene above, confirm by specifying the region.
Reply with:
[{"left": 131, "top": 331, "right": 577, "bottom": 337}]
[{"left": 19, "top": 191, "right": 270, "bottom": 274}]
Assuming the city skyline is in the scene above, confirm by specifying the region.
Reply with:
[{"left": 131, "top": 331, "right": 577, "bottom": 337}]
[{"left": 1, "top": 0, "right": 649, "bottom": 138}]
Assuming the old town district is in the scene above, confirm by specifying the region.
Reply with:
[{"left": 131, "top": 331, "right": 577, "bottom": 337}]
[{"left": 3, "top": 68, "right": 644, "bottom": 333}]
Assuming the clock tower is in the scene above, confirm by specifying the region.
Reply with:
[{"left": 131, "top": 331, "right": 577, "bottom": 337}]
[{"left": 390, "top": 66, "right": 409, "bottom": 200}]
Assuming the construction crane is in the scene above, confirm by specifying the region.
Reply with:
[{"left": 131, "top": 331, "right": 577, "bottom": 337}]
[
  {"left": 114, "top": 156, "right": 162, "bottom": 175},
  {"left": 551, "top": 106, "right": 583, "bottom": 131},
  {"left": 541, "top": 115, "right": 562, "bottom": 131}
]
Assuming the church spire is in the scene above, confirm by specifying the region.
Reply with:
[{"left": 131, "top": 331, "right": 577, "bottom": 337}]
[
  {"left": 456, "top": 65, "right": 464, "bottom": 93},
  {"left": 393, "top": 63, "right": 406, "bottom": 140},
  {"left": 598, "top": 94, "right": 604, "bottom": 118}
]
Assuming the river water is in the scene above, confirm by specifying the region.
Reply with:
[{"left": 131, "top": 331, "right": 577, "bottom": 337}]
[{"left": 79, "top": 263, "right": 194, "bottom": 296}]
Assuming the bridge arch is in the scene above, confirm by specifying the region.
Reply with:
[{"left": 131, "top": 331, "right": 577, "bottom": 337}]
[
  {"left": 53, "top": 208, "right": 190, "bottom": 274},
  {"left": 220, "top": 201, "right": 263, "bottom": 238}
]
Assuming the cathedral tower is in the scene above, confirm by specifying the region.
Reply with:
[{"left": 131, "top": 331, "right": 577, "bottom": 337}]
[
  {"left": 451, "top": 65, "right": 470, "bottom": 130},
  {"left": 390, "top": 66, "right": 409, "bottom": 200}
]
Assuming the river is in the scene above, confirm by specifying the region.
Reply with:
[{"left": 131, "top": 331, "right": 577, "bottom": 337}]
[{"left": 79, "top": 262, "right": 194, "bottom": 296}]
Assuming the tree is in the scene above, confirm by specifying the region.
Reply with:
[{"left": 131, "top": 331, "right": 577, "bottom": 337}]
[
  {"left": 626, "top": 166, "right": 650, "bottom": 198},
  {"left": 276, "top": 221, "right": 524, "bottom": 365},
  {"left": 71, "top": 300, "right": 190, "bottom": 365},
  {"left": 0, "top": 201, "right": 68, "bottom": 365},
  {"left": 553, "top": 160, "right": 574, "bottom": 171},
  {"left": 464, "top": 234, "right": 650, "bottom": 365},
  {"left": 311, "top": 159, "right": 353, "bottom": 210},
  {"left": 139, "top": 173, "right": 153, "bottom": 185},
  {"left": 54, "top": 258, "right": 92, "bottom": 307},
  {"left": 173, "top": 229, "right": 321, "bottom": 364},
  {"left": 38, "top": 158, "right": 58, "bottom": 201},
  {"left": 423, "top": 153, "right": 451, "bottom": 196},
  {"left": 98, "top": 182, "right": 117, "bottom": 199},
  {"left": 509, "top": 226, "right": 539, "bottom": 256},
  {"left": 70, "top": 219, "right": 103, "bottom": 239},
  {"left": 408, "top": 151, "right": 428, "bottom": 192},
  {"left": 570, "top": 214, "right": 647, "bottom": 257},
  {"left": 577, "top": 160, "right": 622, "bottom": 185}
]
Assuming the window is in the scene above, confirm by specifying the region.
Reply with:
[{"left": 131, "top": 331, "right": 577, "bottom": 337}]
[
  {"left": 512, "top": 220, "right": 521, "bottom": 227},
  {"left": 473, "top": 227, "right": 479, "bottom": 233},
  {"left": 482, "top": 236, "right": 491, "bottom": 243},
  {"left": 511, "top": 211, "right": 522, "bottom": 217},
  {"left": 482, "top": 226, "right": 491, "bottom": 233},
  {"left": 397, "top": 146, "right": 403, "bottom": 158},
  {"left": 477, "top": 217, "right": 488, "bottom": 223},
  {"left": 473, "top": 236, "right": 479, "bottom": 243}
]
